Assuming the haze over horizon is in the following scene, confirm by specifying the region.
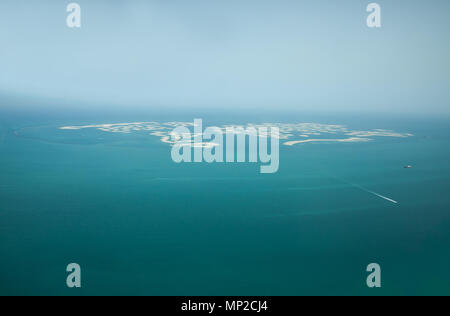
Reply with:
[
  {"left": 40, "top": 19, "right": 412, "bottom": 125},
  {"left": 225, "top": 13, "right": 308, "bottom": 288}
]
[{"left": 0, "top": 0, "right": 449, "bottom": 115}]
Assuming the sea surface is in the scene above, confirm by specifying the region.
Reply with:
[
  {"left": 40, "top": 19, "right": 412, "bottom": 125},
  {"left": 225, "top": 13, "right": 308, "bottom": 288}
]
[{"left": 1, "top": 110, "right": 449, "bottom": 295}]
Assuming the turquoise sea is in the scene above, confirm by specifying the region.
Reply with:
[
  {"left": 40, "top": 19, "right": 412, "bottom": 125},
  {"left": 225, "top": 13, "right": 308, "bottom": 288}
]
[{"left": 1, "top": 110, "right": 450, "bottom": 296}]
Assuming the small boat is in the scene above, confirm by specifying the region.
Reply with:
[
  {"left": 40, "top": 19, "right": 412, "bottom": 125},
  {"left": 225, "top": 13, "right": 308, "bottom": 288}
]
[{"left": 404, "top": 165, "right": 413, "bottom": 169}]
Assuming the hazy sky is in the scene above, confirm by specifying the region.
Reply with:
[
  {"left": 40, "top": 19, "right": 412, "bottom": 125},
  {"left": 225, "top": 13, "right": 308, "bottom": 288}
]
[{"left": 0, "top": 0, "right": 449, "bottom": 114}]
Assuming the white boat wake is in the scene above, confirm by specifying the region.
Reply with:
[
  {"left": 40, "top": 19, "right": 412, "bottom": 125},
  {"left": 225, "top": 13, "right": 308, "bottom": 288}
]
[
  {"left": 348, "top": 182, "right": 398, "bottom": 204},
  {"left": 364, "top": 189, "right": 398, "bottom": 204},
  {"left": 328, "top": 175, "right": 399, "bottom": 205}
]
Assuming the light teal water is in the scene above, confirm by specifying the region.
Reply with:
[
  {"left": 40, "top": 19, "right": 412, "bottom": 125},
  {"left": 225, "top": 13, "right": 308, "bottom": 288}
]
[{"left": 1, "top": 114, "right": 450, "bottom": 295}]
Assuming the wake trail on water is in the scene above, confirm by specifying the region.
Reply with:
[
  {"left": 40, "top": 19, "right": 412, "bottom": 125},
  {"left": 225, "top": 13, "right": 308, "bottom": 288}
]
[
  {"left": 323, "top": 173, "right": 399, "bottom": 205},
  {"left": 348, "top": 182, "right": 398, "bottom": 204}
]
